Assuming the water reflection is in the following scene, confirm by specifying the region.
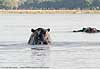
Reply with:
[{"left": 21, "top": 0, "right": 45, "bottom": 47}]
[{"left": 30, "top": 46, "right": 50, "bottom": 68}]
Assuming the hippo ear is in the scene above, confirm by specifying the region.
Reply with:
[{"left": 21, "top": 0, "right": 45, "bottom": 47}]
[
  {"left": 31, "top": 29, "right": 35, "bottom": 32},
  {"left": 47, "top": 28, "right": 50, "bottom": 32}
]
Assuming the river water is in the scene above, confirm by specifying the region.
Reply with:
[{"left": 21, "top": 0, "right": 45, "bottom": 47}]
[{"left": 0, "top": 14, "right": 100, "bottom": 69}]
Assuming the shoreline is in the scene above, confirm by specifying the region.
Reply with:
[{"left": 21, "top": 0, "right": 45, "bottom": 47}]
[{"left": 0, "top": 10, "right": 100, "bottom": 14}]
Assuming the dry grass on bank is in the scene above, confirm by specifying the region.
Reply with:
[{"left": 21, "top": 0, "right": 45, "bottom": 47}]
[{"left": 0, "top": 10, "right": 100, "bottom": 14}]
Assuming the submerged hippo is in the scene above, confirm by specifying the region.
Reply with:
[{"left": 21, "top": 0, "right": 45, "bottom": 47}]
[
  {"left": 73, "top": 27, "right": 100, "bottom": 33},
  {"left": 28, "top": 28, "right": 51, "bottom": 45}
]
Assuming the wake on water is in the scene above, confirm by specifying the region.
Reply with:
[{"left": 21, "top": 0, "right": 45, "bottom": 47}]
[{"left": 0, "top": 41, "right": 100, "bottom": 48}]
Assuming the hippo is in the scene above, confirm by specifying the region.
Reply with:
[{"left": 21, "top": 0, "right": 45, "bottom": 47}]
[
  {"left": 73, "top": 27, "right": 100, "bottom": 33},
  {"left": 28, "top": 28, "right": 51, "bottom": 45}
]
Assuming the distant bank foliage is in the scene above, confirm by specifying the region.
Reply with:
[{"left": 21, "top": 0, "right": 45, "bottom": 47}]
[{"left": 0, "top": 0, "right": 100, "bottom": 10}]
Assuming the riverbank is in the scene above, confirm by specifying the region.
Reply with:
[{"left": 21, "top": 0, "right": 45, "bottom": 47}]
[{"left": 0, "top": 10, "right": 100, "bottom": 14}]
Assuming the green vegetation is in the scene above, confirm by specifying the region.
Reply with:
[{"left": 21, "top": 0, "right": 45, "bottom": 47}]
[
  {"left": 0, "top": 0, "right": 21, "bottom": 9},
  {"left": 0, "top": 0, "right": 100, "bottom": 10}
]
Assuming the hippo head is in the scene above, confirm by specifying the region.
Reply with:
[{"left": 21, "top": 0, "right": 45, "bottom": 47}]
[{"left": 28, "top": 28, "right": 50, "bottom": 45}]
